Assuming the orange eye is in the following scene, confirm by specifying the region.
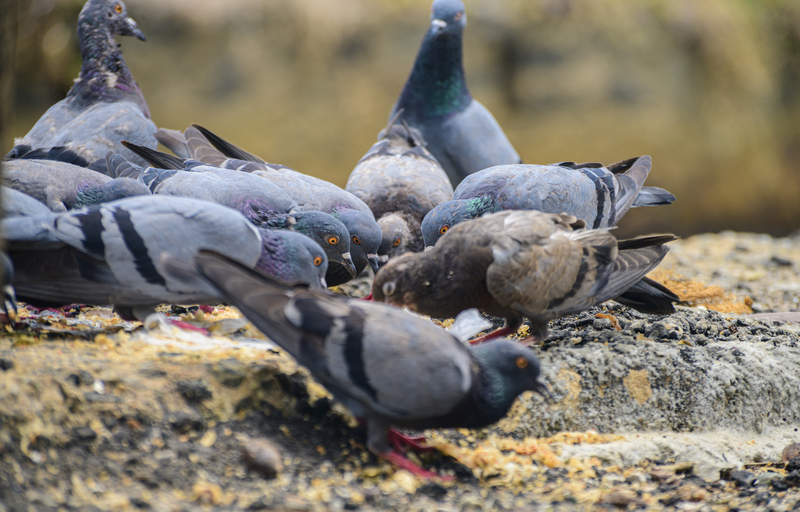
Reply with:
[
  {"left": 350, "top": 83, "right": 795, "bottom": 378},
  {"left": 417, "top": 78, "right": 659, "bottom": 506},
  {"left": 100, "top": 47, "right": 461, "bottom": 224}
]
[
  {"left": 516, "top": 356, "right": 528, "bottom": 369},
  {"left": 454, "top": 11, "right": 463, "bottom": 21},
  {"left": 439, "top": 225, "right": 449, "bottom": 235},
  {"left": 115, "top": 4, "right": 123, "bottom": 13},
  {"left": 327, "top": 236, "right": 338, "bottom": 245},
  {"left": 352, "top": 235, "right": 361, "bottom": 245},
  {"left": 393, "top": 238, "right": 401, "bottom": 247},
  {"left": 313, "top": 256, "right": 322, "bottom": 266}
]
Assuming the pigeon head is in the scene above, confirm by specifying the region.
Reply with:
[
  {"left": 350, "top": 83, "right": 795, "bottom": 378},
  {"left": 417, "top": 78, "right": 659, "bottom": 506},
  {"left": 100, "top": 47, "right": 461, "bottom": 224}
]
[
  {"left": 429, "top": 0, "right": 467, "bottom": 37},
  {"left": 333, "top": 209, "right": 382, "bottom": 275},
  {"left": 377, "top": 213, "right": 418, "bottom": 262},
  {"left": 421, "top": 197, "right": 495, "bottom": 247},
  {"left": 256, "top": 229, "right": 328, "bottom": 290},
  {"left": 292, "top": 211, "right": 357, "bottom": 279},
  {"left": 371, "top": 252, "right": 422, "bottom": 308},
  {"left": 468, "top": 340, "right": 549, "bottom": 414},
  {"left": 75, "top": 177, "right": 151, "bottom": 207},
  {"left": 80, "top": 0, "right": 146, "bottom": 41}
]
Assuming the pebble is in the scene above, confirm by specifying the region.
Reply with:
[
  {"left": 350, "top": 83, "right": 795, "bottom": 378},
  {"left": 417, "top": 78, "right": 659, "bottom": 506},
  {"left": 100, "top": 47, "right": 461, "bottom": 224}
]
[
  {"left": 729, "top": 470, "right": 756, "bottom": 488},
  {"left": 242, "top": 438, "right": 283, "bottom": 478},
  {"left": 782, "top": 443, "right": 800, "bottom": 463}
]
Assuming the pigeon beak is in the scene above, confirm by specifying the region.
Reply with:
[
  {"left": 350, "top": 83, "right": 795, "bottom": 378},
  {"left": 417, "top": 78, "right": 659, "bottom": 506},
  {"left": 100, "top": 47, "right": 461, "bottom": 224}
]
[
  {"left": 127, "top": 18, "right": 146, "bottom": 41},
  {"left": 367, "top": 254, "right": 381, "bottom": 274},
  {"left": 320, "top": 276, "right": 328, "bottom": 289},
  {"left": 430, "top": 18, "right": 448, "bottom": 36},
  {"left": 533, "top": 378, "right": 554, "bottom": 404},
  {"left": 338, "top": 252, "right": 358, "bottom": 278},
  {"left": 3, "top": 285, "right": 17, "bottom": 322}
]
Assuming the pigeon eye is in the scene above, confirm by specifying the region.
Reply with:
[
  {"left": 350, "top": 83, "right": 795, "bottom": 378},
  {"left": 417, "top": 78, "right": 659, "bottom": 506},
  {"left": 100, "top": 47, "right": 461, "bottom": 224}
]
[
  {"left": 115, "top": 4, "right": 123, "bottom": 13},
  {"left": 393, "top": 238, "right": 401, "bottom": 247},
  {"left": 382, "top": 281, "right": 397, "bottom": 296},
  {"left": 439, "top": 225, "right": 449, "bottom": 235},
  {"left": 516, "top": 356, "right": 528, "bottom": 369},
  {"left": 327, "top": 236, "right": 338, "bottom": 245},
  {"left": 314, "top": 256, "right": 323, "bottom": 266},
  {"left": 352, "top": 235, "right": 362, "bottom": 245},
  {"left": 454, "top": 11, "right": 463, "bottom": 21}
]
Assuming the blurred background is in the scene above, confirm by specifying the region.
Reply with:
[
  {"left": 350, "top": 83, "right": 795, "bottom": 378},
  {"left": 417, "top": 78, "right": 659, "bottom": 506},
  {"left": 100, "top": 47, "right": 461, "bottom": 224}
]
[{"left": 3, "top": 0, "right": 799, "bottom": 237}]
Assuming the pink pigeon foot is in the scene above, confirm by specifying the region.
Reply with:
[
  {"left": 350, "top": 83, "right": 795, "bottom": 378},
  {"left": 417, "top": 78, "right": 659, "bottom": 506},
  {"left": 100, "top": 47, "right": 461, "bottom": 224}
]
[
  {"left": 388, "top": 429, "right": 435, "bottom": 453},
  {"left": 379, "top": 449, "right": 453, "bottom": 481}
]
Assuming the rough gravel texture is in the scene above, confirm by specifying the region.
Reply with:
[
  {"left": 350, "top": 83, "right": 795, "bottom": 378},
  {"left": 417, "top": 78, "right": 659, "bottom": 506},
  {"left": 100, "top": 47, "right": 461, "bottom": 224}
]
[{"left": 1, "top": 232, "right": 799, "bottom": 511}]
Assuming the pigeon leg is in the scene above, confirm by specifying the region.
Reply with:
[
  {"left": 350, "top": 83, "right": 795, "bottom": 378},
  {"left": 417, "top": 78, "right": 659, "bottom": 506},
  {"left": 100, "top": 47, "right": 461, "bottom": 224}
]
[
  {"left": 388, "top": 429, "right": 435, "bottom": 453},
  {"left": 198, "top": 304, "right": 215, "bottom": 314},
  {"left": 468, "top": 318, "right": 522, "bottom": 345},
  {"left": 360, "top": 292, "right": 373, "bottom": 301},
  {"left": 368, "top": 419, "right": 450, "bottom": 480},
  {"left": 380, "top": 449, "right": 451, "bottom": 480},
  {"left": 168, "top": 319, "right": 208, "bottom": 335}
]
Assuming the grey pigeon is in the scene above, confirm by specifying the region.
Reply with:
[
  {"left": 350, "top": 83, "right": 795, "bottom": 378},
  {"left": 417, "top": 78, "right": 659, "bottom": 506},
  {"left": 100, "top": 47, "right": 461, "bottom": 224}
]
[
  {"left": 390, "top": 0, "right": 520, "bottom": 186},
  {"left": 421, "top": 156, "right": 676, "bottom": 248},
  {"left": 3, "top": 159, "right": 150, "bottom": 212},
  {"left": 374, "top": 210, "right": 677, "bottom": 343},
  {"left": 112, "top": 146, "right": 357, "bottom": 278},
  {"left": 193, "top": 250, "right": 548, "bottom": 478},
  {"left": 4, "top": 196, "right": 328, "bottom": 320},
  {"left": 2, "top": 187, "right": 53, "bottom": 218},
  {"left": 5, "top": 0, "right": 156, "bottom": 165},
  {"left": 156, "top": 125, "right": 382, "bottom": 286},
  {"left": 346, "top": 113, "right": 453, "bottom": 261}
]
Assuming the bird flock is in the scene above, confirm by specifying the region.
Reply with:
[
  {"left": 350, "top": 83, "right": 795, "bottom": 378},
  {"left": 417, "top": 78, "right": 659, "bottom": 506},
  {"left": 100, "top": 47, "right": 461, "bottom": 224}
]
[{"left": 2, "top": 0, "right": 680, "bottom": 478}]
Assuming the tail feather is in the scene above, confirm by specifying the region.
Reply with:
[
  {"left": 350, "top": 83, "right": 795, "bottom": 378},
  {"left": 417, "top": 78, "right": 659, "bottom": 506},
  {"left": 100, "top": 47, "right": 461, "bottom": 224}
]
[
  {"left": 121, "top": 141, "right": 186, "bottom": 170},
  {"left": 191, "top": 124, "right": 266, "bottom": 164},
  {"left": 614, "top": 277, "right": 678, "bottom": 315},
  {"left": 612, "top": 155, "right": 651, "bottom": 222},
  {"left": 155, "top": 128, "right": 192, "bottom": 160},
  {"left": 632, "top": 186, "right": 677, "bottom": 207},
  {"left": 183, "top": 127, "right": 228, "bottom": 167},
  {"left": 193, "top": 251, "right": 303, "bottom": 357}
]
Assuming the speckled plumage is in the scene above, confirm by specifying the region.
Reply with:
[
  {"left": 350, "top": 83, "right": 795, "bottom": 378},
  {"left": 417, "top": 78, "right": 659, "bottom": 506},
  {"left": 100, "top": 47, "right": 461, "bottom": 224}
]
[
  {"left": 347, "top": 120, "right": 453, "bottom": 259},
  {"left": 194, "top": 251, "right": 547, "bottom": 477},
  {"left": 421, "top": 156, "right": 675, "bottom": 247},
  {"left": 7, "top": 0, "right": 156, "bottom": 165},
  {"left": 375, "top": 210, "right": 677, "bottom": 342},
  {"left": 3, "top": 196, "right": 327, "bottom": 319},
  {"left": 390, "top": 0, "right": 520, "bottom": 186}
]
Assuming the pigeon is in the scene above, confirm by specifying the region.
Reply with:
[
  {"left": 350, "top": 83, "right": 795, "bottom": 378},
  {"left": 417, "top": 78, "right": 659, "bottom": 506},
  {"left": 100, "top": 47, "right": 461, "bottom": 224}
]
[
  {"left": 192, "top": 250, "right": 548, "bottom": 478},
  {"left": 154, "top": 125, "right": 382, "bottom": 285},
  {"left": 5, "top": 0, "right": 157, "bottom": 165},
  {"left": 110, "top": 146, "right": 358, "bottom": 278},
  {"left": 3, "top": 158, "right": 151, "bottom": 212},
  {"left": 421, "top": 156, "right": 676, "bottom": 248},
  {"left": 374, "top": 210, "right": 677, "bottom": 343},
  {"left": 346, "top": 112, "right": 453, "bottom": 261},
  {"left": 2, "top": 187, "right": 53, "bottom": 218},
  {"left": 4, "top": 195, "right": 328, "bottom": 320},
  {"left": 390, "top": 0, "right": 520, "bottom": 186}
]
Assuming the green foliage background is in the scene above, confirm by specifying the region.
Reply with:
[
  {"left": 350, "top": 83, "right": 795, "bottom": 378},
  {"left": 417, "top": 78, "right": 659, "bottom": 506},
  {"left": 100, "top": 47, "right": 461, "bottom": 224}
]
[{"left": 6, "top": 0, "right": 800, "bottom": 237}]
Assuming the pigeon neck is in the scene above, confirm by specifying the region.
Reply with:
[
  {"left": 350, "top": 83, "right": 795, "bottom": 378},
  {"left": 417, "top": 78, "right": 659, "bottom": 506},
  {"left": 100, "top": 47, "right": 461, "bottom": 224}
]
[
  {"left": 69, "top": 14, "right": 149, "bottom": 117},
  {"left": 439, "top": 358, "right": 522, "bottom": 429},
  {"left": 397, "top": 31, "right": 471, "bottom": 120},
  {"left": 463, "top": 196, "right": 498, "bottom": 218}
]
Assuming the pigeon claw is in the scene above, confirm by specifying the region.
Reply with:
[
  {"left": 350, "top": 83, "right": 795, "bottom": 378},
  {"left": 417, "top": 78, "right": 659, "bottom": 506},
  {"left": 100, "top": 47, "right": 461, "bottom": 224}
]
[
  {"left": 388, "top": 429, "right": 435, "bottom": 453},
  {"left": 380, "top": 449, "right": 452, "bottom": 481},
  {"left": 468, "top": 324, "right": 517, "bottom": 345}
]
